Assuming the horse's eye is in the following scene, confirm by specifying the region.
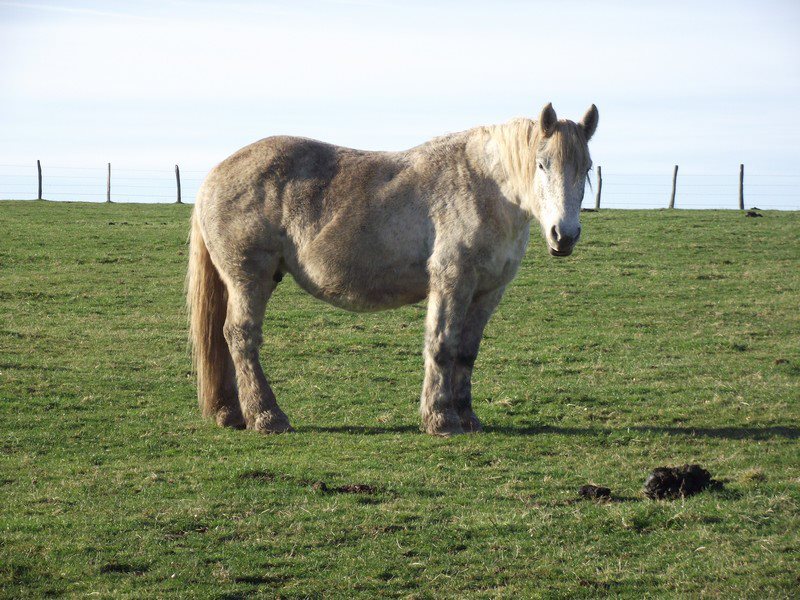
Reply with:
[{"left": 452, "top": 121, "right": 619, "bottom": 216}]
[{"left": 538, "top": 163, "right": 544, "bottom": 170}]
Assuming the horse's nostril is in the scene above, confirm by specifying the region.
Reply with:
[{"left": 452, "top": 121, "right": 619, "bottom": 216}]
[{"left": 551, "top": 225, "right": 559, "bottom": 242}]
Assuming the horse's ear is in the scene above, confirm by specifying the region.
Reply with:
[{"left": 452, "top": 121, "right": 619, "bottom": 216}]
[
  {"left": 539, "top": 102, "right": 557, "bottom": 137},
  {"left": 579, "top": 104, "right": 599, "bottom": 141}
]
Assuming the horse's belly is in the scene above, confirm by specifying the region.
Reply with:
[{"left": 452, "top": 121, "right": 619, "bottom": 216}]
[
  {"left": 289, "top": 250, "right": 430, "bottom": 312},
  {"left": 283, "top": 195, "right": 434, "bottom": 311}
]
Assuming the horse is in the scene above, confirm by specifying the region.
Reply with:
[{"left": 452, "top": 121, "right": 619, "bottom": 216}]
[{"left": 187, "top": 102, "right": 598, "bottom": 436}]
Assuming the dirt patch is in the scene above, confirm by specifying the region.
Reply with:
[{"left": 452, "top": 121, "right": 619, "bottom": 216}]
[
  {"left": 164, "top": 525, "right": 209, "bottom": 540},
  {"left": 235, "top": 574, "right": 288, "bottom": 585},
  {"left": 99, "top": 562, "right": 148, "bottom": 575},
  {"left": 239, "top": 470, "right": 380, "bottom": 496},
  {"left": 312, "top": 481, "right": 378, "bottom": 494},
  {"left": 643, "top": 464, "right": 721, "bottom": 499},
  {"left": 238, "top": 470, "right": 279, "bottom": 482}
]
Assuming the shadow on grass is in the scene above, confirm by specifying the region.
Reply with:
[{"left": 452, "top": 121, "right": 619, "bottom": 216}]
[
  {"left": 301, "top": 424, "right": 799, "bottom": 440},
  {"left": 302, "top": 425, "right": 420, "bottom": 435},
  {"left": 491, "top": 425, "right": 800, "bottom": 440}
]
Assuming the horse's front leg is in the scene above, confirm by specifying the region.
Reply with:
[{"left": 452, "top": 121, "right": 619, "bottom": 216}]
[
  {"left": 453, "top": 286, "right": 506, "bottom": 432},
  {"left": 420, "top": 281, "right": 475, "bottom": 436}
]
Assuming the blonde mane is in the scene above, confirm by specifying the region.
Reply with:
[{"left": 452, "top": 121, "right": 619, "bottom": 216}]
[
  {"left": 487, "top": 118, "right": 537, "bottom": 197},
  {"left": 546, "top": 121, "right": 592, "bottom": 178},
  {"left": 487, "top": 117, "right": 591, "bottom": 203}
]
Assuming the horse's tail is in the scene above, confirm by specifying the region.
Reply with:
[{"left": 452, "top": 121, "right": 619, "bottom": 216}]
[{"left": 187, "top": 210, "right": 230, "bottom": 417}]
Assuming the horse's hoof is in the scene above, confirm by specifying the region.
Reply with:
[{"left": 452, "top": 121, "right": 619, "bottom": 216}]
[
  {"left": 431, "top": 426, "right": 465, "bottom": 437},
  {"left": 423, "top": 412, "right": 465, "bottom": 436},
  {"left": 215, "top": 408, "right": 246, "bottom": 429},
  {"left": 460, "top": 412, "right": 483, "bottom": 433},
  {"left": 252, "top": 411, "right": 294, "bottom": 434}
]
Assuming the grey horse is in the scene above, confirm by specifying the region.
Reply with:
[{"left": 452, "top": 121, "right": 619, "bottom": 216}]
[{"left": 187, "top": 103, "right": 598, "bottom": 435}]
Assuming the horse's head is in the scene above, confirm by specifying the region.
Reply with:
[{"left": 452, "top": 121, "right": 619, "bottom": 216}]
[{"left": 531, "top": 103, "right": 598, "bottom": 257}]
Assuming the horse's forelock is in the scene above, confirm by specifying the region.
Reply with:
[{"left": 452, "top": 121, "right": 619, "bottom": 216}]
[
  {"left": 541, "top": 122, "right": 591, "bottom": 181},
  {"left": 493, "top": 118, "right": 589, "bottom": 181},
  {"left": 487, "top": 117, "right": 591, "bottom": 200}
]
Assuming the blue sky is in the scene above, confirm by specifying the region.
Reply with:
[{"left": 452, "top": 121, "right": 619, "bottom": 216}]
[{"left": 1, "top": 0, "right": 799, "bottom": 207}]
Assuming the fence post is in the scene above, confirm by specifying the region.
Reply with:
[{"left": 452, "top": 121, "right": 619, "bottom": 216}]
[
  {"left": 175, "top": 164, "right": 182, "bottom": 204},
  {"left": 668, "top": 165, "right": 678, "bottom": 209},
  {"left": 37, "top": 160, "right": 42, "bottom": 200},
  {"left": 739, "top": 164, "right": 744, "bottom": 210},
  {"left": 106, "top": 163, "right": 111, "bottom": 203},
  {"left": 594, "top": 165, "right": 602, "bottom": 210}
]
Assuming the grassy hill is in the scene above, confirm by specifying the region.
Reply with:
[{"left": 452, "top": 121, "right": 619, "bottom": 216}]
[{"left": 1, "top": 200, "right": 798, "bottom": 597}]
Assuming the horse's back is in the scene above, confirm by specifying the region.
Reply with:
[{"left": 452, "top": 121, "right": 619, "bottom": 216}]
[{"left": 197, "top": 136, "right": 434, "bottom": 311}]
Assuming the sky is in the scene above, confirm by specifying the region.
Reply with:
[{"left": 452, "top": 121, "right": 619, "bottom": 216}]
[{"left": 1, "top": 0, "right": 799, "bottom": 207}]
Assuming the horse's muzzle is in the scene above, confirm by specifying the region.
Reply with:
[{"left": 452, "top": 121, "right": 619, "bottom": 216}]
[{"left": 548, "top": 225, "right": 580, "bottom": 257}]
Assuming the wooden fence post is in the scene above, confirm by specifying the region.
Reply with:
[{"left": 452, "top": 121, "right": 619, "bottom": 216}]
[
  {"left": 37, "top": 160, "right": 42, "bottom": 200},
  {"left": 175, "top": 164, "right": 182, "bottom": 204},
  {"left": 106, "top": 163, "right": 111, "bottom": 203},
  {"left": 669, "top": 165, "right": 678, "bottom": 209},
  {"left": 739, "top": 164, "right": 744, "bottom": 210},
  {"left": 594, "top": 165, "right": 602, "bottom": 210}
]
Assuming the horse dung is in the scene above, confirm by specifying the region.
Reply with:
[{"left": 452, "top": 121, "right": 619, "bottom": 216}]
[{"left": 643, "top": 464, "right": 718, "bottom": 500}]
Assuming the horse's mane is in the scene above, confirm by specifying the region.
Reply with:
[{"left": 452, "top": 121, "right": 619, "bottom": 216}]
[
  {"left": 488, "top": 117, "right": 590, "bottom": 191},
  {"left": 487, "top": 118, "right": 538, "bottom": 191}
]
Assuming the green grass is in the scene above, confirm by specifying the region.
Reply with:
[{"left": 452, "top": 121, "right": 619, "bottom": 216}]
[{"left": 1, "top": 200, "right": 798, "bottom": 598}]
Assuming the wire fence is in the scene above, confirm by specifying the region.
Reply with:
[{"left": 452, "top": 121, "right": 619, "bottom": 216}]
[
  {"left": 591, "top": 170, "right": 799, "bottom": 210},
  {"left": 0, "top": 163, "right": 207, "bottom": 205},
  {"left": 0, "top": 162, "right": 798, "bottom": 210}
]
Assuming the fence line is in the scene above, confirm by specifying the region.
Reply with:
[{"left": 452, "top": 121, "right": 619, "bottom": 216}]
[
  {"left": 585, "top": 162, "right": 798, "bottom": 210},
  {"left": 668, "top": 165, "right": 678, "bottom": 209},
  {"left": 0, "top": 161, "right": 799, "bottom": 210},
  {"left": 739, "top": 163, "right": 745, "bottom": 210}
]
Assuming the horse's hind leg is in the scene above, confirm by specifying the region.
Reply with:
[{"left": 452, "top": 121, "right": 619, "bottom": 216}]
[
  {"left": 453, "top": 287, "right": 506, "bottom": 432},
  {"left": 216, "top": 352, "right": 245, "bottom": 429},
  {"left": 224, "top": 273, "right": 292, "bottom": 434}
]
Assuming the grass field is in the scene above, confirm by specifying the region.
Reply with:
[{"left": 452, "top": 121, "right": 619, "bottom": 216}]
[{"left": 1, "top": 200, "right": 798, "bottom": 598}]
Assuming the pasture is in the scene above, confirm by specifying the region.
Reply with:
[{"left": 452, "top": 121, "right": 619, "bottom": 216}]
[{"left": 1, "top": 200, "right": 798, "bottom": 597}]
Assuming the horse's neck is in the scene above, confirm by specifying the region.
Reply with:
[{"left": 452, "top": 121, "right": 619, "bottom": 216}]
[{"left": 469, "top": 123, "right": 539, "bottom": 221}]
